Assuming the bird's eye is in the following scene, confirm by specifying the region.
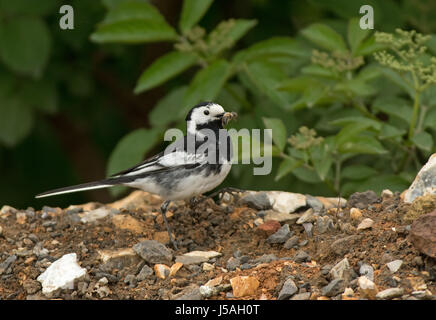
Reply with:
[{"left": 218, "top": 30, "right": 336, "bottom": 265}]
[{"left": 204, "top": 110, "right": 210, "bottom": 115}]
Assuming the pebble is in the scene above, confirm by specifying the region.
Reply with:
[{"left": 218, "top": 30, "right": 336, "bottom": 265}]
[
  {"left": 321, "top": 279, "right": 345, "bottom": 297},
  {"left": 154, "top": 264, "right": 170, "bottom": 279},
  {"left": 37, "top": 253, "right": 86, "bottom": 295},
  {"left": 175, "top": 250, "right": 221, "bottom": 265},
  {"left": 226, "top": 257, "right": 241, "bottom": 271},
  {"left": 386, "top": 260, "right": 403, "bottom": 273},
  {"left": 98, "top": 248, "right": 141, "bottom": 271},
  {"left": 256, "top": 220, "right": 281, "bottom": 236},
  {"left": 96, "top": 286, "right": 111, "bottom": 298},
  {"left": 133, "top": 240, "right": 173, "bottom": 265},
  {"left": 252, "top": 254, "right": 278, "bottom": 264},
  {"left": 348, "top": 191, "right": 378, "bottom": 209},
  {"left": 79, "top": 207, "right": 115, "bottom": 223},
  {"left": 381, "top": 189, "right": 394, "bottom": 199},
  {"left": 23, "top": 279, "right": 41, "bottom": 294},
  {"left": 376, "top": 287, "right": 404, "bottom": 300},
  {"left": 329, "top": 258, "right": 350, "bottom": 280},
  {"left": 169, "top": 262, "right": 183, "bottom": 277},
  {"left": 404, "top": 153, "right": 436, "bottom": 203},
  {"left": 1, "top": 205, "right": 17, "bottom": 216},
  {"left": 316, "top": 216, "right": 334, "bottom": 234},
  {"left": 293, "top": 250, "right": 310, "bottom": 263},
  {"left": 321, "top": 264, "right": 333, "bottom": 276},
  {"left": 230, "top": 276, "right": 259, "bottom": 298},
  {"left": 16, "top": 212, "right": 27, "bottom": 224},
  {"left": 278, "top": 278, "right": 298, "bottom": 300},
  {"left": 239, "top": 192, "right": 271, "bottom": 210},
  {"left": 112, "top": 214, "right": 146, "bottom": 234},
  {"left": 267, "top": 224, "right": 292, "bottom": 244},
  {"left": 0, "top": 255, "right": 17, "bottom": 275},
  {"left": 263, "top": 211, "right": 301, "bottom": 224},
  {"left": 202, "top": 262, "right": 214, "bottom": 271},
  {"left": 305, "top": 195, "right": 324, "bottom": 212},
  {"left": 0, "top": 225, "right": 2, "bottom": 236},
  {"left": 409, "top": 210, "right": 436, "bottom": 258},
  {"left": 342, "top": 287, "right": 354, "bottom": 298},
  {"left": 124, "top": 274, "right": 137, "bottom": 287},
  {"left": 349, "top": 208, "right": 362, "bottom": 221},
  {"left": 291, "top": 292, "right": 311, "bottom": 300},
  {"left": 357, "top": 218, "right": 374, "bottom": 230},
  {"left": 303, "top": 222, "right": 313, "bottom": 237},
  {"left": 296, "top": 208, "right": 315, "bottom": 224},
  {"left": 358, "top": 276, "right": 378, "bottom": 299},
  {"left": 359, "top": 263, "right": 374, "bottom": 281},
  {"left": 173, "top": 285, "right": 203, "bottom": 300},
  {"left": 136, "top": 265, "right": 154, "bottom": 281},
  {"left": 266, "top": 191, "right": 306, "bottom": 214}
]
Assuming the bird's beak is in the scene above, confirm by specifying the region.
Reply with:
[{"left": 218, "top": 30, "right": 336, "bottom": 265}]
[{"left": 222, "top": 112, "right": 237, "bottom": 126}]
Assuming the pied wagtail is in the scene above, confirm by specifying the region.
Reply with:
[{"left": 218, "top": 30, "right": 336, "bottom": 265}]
[{"left": 36, "top": 102, "right": 237, "bottom": 249}]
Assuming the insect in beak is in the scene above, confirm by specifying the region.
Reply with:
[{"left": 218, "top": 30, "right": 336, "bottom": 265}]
[{"left": 222, "top": 112, "right": 238, "bottom": 126}]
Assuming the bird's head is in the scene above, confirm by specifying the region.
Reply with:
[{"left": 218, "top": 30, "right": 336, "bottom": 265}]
[{"left": 186, "top": 102, "right": 237, "bottom": 134}]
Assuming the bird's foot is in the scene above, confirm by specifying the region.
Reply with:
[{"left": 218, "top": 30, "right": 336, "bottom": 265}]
[
  {"left": 160, "top": 200, "right": 178, "bottom": 250},
  {"left": 207, "top": 187, "right": 245, "bottom": 203}
]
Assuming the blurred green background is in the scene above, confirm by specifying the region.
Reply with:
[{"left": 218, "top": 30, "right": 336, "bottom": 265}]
[{"left": 1, "top": 0, "right": 436, "bottom": 209}]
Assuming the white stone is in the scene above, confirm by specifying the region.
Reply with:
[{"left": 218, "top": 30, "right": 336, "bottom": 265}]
[
  {"left": 79, "top": 207, "right": 112, "bottom": 223},
  {"left": 183, "top": 250, "right": 221, "bottom": 259},
  {"left": 376, "top": 287, "right": 404, "bottom": 300},
  {"left": 357, "top": 218, "right": 374, "bottom": 230},
  {"left": 329, "top": 258, "right": 350, "bottom": 280},
  {"left": 386, "top": 260, "right": 403, "bottom": 273},
  {"left": 296, "top": 208, "right": 315, "bottom": 225},
  {"left": 358, "top": 276, "right": 378, "bottom": 299},
  {"left": 404, "top": 153, "right": 436, "bottom": 203},
  {"left": 37, "top": 253, "right": 86, "bottom": 295},
  {"left": 381, "top": 189, "right": 394, "bottom": 199},
  {"left": 266, "top": 191, "right": 306, "bottom": 214}
]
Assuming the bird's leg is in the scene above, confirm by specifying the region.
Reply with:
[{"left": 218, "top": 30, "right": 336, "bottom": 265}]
[{"left": 160, "top": 200, "right": 178, "bottom": 250}]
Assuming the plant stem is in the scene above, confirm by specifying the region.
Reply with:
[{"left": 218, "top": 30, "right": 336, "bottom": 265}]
[
  {"left": 408, "top": 89, "right": 421, "bottom": 140},
  {"left": 334, "top": 157, "right": 342, "bottom": 193}
]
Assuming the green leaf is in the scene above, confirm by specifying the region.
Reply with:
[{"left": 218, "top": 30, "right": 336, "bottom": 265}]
[
  {"left": 0, "top": 17, "right": 51, "bottom": 77},
  {"left": 292, "top": 166, "right": 322, "bottom": 184},
  {"left": 329, "top": 116, "right": 381, "bottom": 131},
  {"left": 338, "top": 135, "right": 387, "bottom": 155},
  {"left": 91, "top": 19, "right": 177, "bottom": 44},
  {"left": 207, "top": 19, "right": 257, "bottom": 55},
  {"left": 0, "top": 96, "right": 34, "bottom": 147},
  {"left": 107, "top": 128, "right": 160, "bottom": 195},
  {"left": 183, "top": 59, "right": 230, "bottom": 110},
  {"left": 301, "top": 23, "right": 347, "bottom": 52},
  {"left": 279, "top": 76, "right": 321, "bottom": 92},
  {"left": 355, "top": 35, "right": 386, "bottom": 56},
  {"left": 179, "top": 0, "right": 214, "bottom": 34},
  {"left": 234, "top": 37, "right": 310, "bottom": 63},
  {"left": 311, "top": 144, "right": 333, "bottom": 181},
  {"left": 335, "top": 78, "right": 376, "bottom": 96},
  {"left": 412, "top": 131, "right": 433, "bottom": 152},
  {"left": 275, "top": 157, "right": 302, "bottom": 181},
  {"left": 335, "top": 123, "right": 373, "bottom": 148},
  {"left": 0, "top": 0, "right": 58, "bottom": 15},
  {"left": 150, "top": 86, "right": 188, "bottom": 127},
  {"left": 372, "top": 96, "right": 412, "bottom": 125},
  {"left": 102, "top": 1, "right": 168, "bottom": 25},
  {"left": 341, "top": 164, "right": 377, "bottom": 180},
  {"left": 301, "top": 64, "right": 338, "bottom": 79},
  {"left": 356, "top": 65, "right": 381, "bottom": 82},
  {"left": 347, "top": 17, "right": 370, "bottom": 54},
  {"left": 21, "top": 80, "right": 58, "bottom": 114},
  {"left": 243, "top": 61, "right": 291, "bottom": 109},
  {"left": 134, "top": 51, "right": 197, "bottom": 94},
  {"left": 378, "top": 67, "right": 414, "bottom": 98},
  {"left": 262, "top": 117, "right": 287, "bottom": 151},
  {"left": 379, "top": 124, "right": 406, "bottom": 140},
  {"left": 424, "top": 108, "right": 436, "bottom": 129}
]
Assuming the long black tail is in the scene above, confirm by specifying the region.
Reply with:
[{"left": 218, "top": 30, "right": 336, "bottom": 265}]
[{"left": 35, "top": 179, "right": 116, "bottom": 199}]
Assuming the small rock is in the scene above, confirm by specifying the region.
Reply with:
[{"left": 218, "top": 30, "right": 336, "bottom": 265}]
[
  {"left": 342, "top": 287, "right": 354, "bottom": 298},
  {"left": 296, "top": 208, "right": 315, "bottom": 224},
  {"left": 124, "top": 274, "right": 137, "bottom": 287},
  {"left": 169, "top": 262, "right": 183, "bottom": 277},
  {"left": 173, "top": 285, "right": 202, "bottom": 300},
  {"left": 386, "top": 260, "right": 403, "bottom": 273},
  {"left": 293, "top": 250, "right": 310, "bottom": 263},
  {"left": 284, "top": 236, "right": 299, "bottom": 249},
  {"left": 303, "top": 222, "right": 313, "bottom": 237},
  {"left": 79, "top": 207, "right": 115, "bottom": 223},
  {"left": 291, "top": 292, "right": 311, "bottom": 300},
  {"left": 376, "top": 287, "right": 404, "bottom": 300},
  {"left": 226, "top": 257, "right": 241, "bottom": 271},
  {"left": 96, "top": 286, "right": 111, "bottom": 298},
  {"left": 316, "top": 216, "right": 334, "bottom": 234},
  {"left": 256, "top": 220, "right": 281, "bottom": 236},
  {"left": 349, "top": 208, "right": 362, "bottom": 221},
  {"left": 321, "top": 279, "right": 345, "bottom": 297},
  {"left": 202, "top": 262, "right": 214, "bottom": 271},
  {"left": 0, "top": 225, "right": 2, "bottom": 236},
  {"left": 136, "top": 265, "right": 154, "bottom": 281},
  {"left": 357, "top": 218, "right": 374, "bottom": 231},
  {"left": 266, "top": 191, "right": 306, "bottom": 214},
  {"left": 0, "top": 255, "right": 17, "bottom": 275},
  {"left": 267, "top": 224, "right": 291, "bottom": 244},
  {"left": 329, "top": 258, "right": 350, "bottom": 280},
  {"left": 23, "top": 279, "right": 41, "bottom": 294},
  {"left": 358, "top": 276, "right": 378, "bottom": 299},
  {"left": 98, "top": 248, "right": 141, "bottom": 271},
  {"left": 412, "top": 256, "right": 424, "bottom": 267},
  {"left": 321, "top": 264, "right": 333, "bottom": 276},
  {"left": 16, "top": 212, "right": 27, "bottom": 224},
  {"left": 305, "top": 195, "right": 324, "bottom": 212},
  {"left": 404, "top": 153, "right": 436, "bottom": 203},
  {"left": 359, "top": 263, "right": 374, "bottom": 281},
  {"left": 278, "top": 278, "right": 298, "bottom": 300},
  {"left": 263, "top": 211, "right": 301, "bottom": 224},
  {"left": 348, "top": 191, "right": 378, "bottom": 209},
  {"left": 133, "top": 240, "right": 173, "bottom": 264},
  {"left": 381, "top": 189, "right": 394, "bottom": 199},
  {"left": 239, "top": 192, "right": 271, "bottom": 210},
  {"left": 175, "top": 250, "right": 221, "bottom": 265},
  {"left": 252, "top": 254, "right": 277, "bottom": 264},
  {"left": 230, "top": 276, "right": 260, "bottom": 298},
  {"left": 1, "top": 205, "right": 17, "bottom": 216},
  {"left": 411, "top": 290, "right": 434, "bottom": 300},
  {"left": 409, "top": 209, "right": 436, "bottom": 258},
  {"left": 112, "top": 214, "right": 146, "bottom": 234},
  {"left": 154, "top": 264, "right": 170, "bottom": 279},
  {"left": 37, "top": 253, "right": 86, "bottom": 295}
]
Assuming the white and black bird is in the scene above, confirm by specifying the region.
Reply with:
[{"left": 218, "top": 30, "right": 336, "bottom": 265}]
[{"left": 36, "top": 102, "right": 237, "bottom": 249}]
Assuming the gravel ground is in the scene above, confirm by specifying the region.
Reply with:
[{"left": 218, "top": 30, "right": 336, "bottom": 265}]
[{"left": 0, "top": 189, "right": 435, "bottom": 300}]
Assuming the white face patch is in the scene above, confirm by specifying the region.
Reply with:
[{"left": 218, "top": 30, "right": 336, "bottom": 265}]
[{"left": 187, "top": 103, "right": 225, "bottom": 134}]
